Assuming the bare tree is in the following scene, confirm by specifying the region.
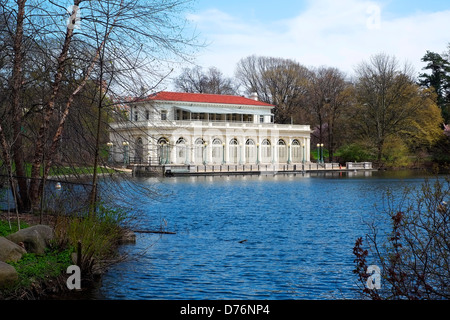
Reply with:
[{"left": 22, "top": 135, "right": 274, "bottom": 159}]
[
  {"left": 304, "top": 66, "right": 353, "bottom": 161},
  {"left": 0, "top": 0, "right": 198, "bottom": 212},
  {"left": 354, "top": 53, "right": 422, "bottom": 163},
  {"left": 235, "top": 55, "right": 310, "bottom": 124},
  {"left": 174, "top": 65, "right": 238, "bottom": 95},
  {"left": 354, "top": 176, "right": 450, "bottom": 300}
]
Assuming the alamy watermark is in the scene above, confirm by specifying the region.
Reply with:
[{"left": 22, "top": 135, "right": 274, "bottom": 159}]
[
  {"left": 67, "top": 5, "right": 81, "bottom": 30},
  {"left": 366, "top": 4, "right": 381, "bottom": 30},
  {"left": 66, "top": 265, "right": 81, "bottom": 290}
]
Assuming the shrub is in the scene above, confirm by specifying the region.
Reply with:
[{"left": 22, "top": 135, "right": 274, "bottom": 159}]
[
  {"left": 53, "top": 203, "right": 128, "bottom": 273},
  {"left": 381, "top": 136, "right": 412, "bottom": 168},
  {"left": 353, "top": 176, "right": 450, "bottom": 299},
  {"left": 335, "top": 143, "right": 374, "bottom": 163}
]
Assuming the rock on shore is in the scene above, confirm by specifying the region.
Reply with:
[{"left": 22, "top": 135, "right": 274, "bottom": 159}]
[
  {"left": 0, "top": 225, "right": 54, "bottom": 288},
  {"left": 0, "top": 261, "right": 18, "bottom": 288},
  {"left": 6, "top": 225, "right": 54, "bottom": 255}
]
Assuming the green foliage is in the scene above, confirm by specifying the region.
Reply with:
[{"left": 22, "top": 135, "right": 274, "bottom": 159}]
[
  {"left": 0, "top": 162, "right": 117, "bottom": 177},
  {"left": 311, "top": 147, "right": 329, "bottom": 161},
  {"left": 54, "top": 203, "right": 128, "bottom": 272},
  {"left": 7, "top": 248, "right": 73, "bottom": 289},
  {"left": 0, "top": 220, "right": 29, "bottom": 237},
  {"left": 418, "top": 50, "right": 450, "bottom": 123},
  {"left": 430, "top": 135, "right": 450, "bottom": 166},
  {"left": 47, "top": 166, "right": 117, "bottom": 176},
  {"left": 381, "top": 136, "right": 412, "bottom": 168},
  {"left": 335, "top": 143, "right": 374, "bottom": 163}
]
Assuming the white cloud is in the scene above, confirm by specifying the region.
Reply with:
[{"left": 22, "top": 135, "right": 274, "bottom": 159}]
[{"left": 184, "top": 0, "right": 450, "bottom": 79}]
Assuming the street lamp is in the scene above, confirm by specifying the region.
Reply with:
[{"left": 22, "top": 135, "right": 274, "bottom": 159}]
[
  {"left": 256, "top": 143, "right": 260, "bottom": 165},
  {"left": 122, "top": 141, "right": 129, "bottom": 166},
  {"left": 302, "top": 143, "right": 305, "bottom": 164},
  {"left": 239, "top": 143, "right": 243, "bottom": 165},
  {"left": 317, "top": 143, "right": 320, "bottom": 164},
  {"left": 222, "top": 143, "right": 226, "bottom": 164},
  {"left": 320, "top": 143, "right": 324, "bottom": 163},
  {"left": 272, "top": 145, "right": 275, "bottom": 164},
  {"left": 287, "top": 143, "right": 291, "bottom": 164},
  {"left": 203, "top": 142, "right": 208, "bottom": 165},
  {"left": 107, "top": 142, "right": 113, "bottom": 164},
  {"left": 165, "top": 142, "right": 170, "bottom": 164}
]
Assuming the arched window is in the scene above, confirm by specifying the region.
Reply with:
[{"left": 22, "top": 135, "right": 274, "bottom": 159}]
[
  {"left": 176, "top": 138, "right": 186, "bottom": 164},
  {"left": 212, "top": 138, "right": 223, "bottom": 164},
  {"left": 194, "top": 138, "right": 205, "bottom": 164},
  {"left": 135, "top": 137, "right": 144, "bottom": 163},
  {"left": 261, "top": 139, "right": 271, "bottom": 162},
  {"left": 157, "top": 137, "right": 169, "bottom": 164},
  {"left": 229, "top": 138, "right": 239, "bottom": 163},
  {"left": 278, "top": 139, "right": 287, "bottom": 163},
  {"left": 291, "top": 139, "right": 301, "bottom": 163},
  {"left": 245, "top": 139, "right": 256, "bottom": 163},
  {"left": 158, "top": 137, "right": 169, "bottom": 145}
]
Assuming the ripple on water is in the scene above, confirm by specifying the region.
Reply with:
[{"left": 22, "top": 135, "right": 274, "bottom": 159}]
[{"left": 98, "top": 172, "right": 431, "bottom": 300}]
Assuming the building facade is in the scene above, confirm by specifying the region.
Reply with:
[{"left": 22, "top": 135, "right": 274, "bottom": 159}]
[{"left": 109, "top": 91, "right": 311, "bottom": 166}]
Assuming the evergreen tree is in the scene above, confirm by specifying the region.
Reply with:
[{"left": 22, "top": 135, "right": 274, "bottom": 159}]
[{"left": 418, "top": 50, "right": 450, "bottom": 123}]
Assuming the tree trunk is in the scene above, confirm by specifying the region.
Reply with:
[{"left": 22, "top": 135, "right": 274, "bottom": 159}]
[
  {"left": 10, "top": 0, "right": 31, "bottom": 212},
  {"left": 28, "top": 2, "right": 82, "bottom": 211}
]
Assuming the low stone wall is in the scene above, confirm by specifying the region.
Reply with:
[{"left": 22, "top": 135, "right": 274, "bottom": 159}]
[{"left": 346, "top": 162, "right": 373, "bottom": 170}]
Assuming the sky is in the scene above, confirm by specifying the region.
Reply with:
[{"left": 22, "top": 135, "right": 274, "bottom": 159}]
[{"left": 179, "top": 0, "right": 450, "bottom": 81}]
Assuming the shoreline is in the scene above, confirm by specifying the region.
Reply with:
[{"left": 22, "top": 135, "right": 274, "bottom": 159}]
[{"left": 0, "top": 212, "right": 135, "bottom": 300}]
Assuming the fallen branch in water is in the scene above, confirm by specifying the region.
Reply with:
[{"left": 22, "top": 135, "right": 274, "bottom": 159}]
[{"left": 133, "top": 230, "right": 176, "bottom": 235}]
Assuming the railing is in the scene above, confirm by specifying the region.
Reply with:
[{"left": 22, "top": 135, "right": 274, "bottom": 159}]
[
  {"left": 346, "top": 162, "right": 373, "bottom": 170},
  {"left": 131, "top": 162, "right": 374, "bottom": 177},
  {"left": 127, "top": 157, "right": 160, "bottom": 165},
  {"left": 110, "top": 120, "right": 310, "bottom": 131}
]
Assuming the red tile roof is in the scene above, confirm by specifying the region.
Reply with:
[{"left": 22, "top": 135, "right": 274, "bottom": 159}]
[{"left": 144, "top": 91, "right": 274, "bottom": 107}]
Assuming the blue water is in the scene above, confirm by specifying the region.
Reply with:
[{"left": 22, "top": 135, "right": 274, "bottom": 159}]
[{"left": 96, "top": 171, "right": 433, "bottom": 300}]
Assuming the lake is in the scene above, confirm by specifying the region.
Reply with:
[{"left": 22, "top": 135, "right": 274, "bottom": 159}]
[{"left": 94, "top": 170, "right": 435, "bottom": 300}]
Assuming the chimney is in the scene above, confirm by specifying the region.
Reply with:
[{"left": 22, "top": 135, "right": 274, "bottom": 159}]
[{"left": 249, "top": 92, "right": 258, "bottom": 101}]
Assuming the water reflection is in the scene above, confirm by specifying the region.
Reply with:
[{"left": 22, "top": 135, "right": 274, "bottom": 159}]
[{"left": 95, "top": 170, "right": 437, "bottom": 300}]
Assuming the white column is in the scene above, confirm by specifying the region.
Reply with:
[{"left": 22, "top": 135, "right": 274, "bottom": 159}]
[
  {"left": 272, "top": 145, "right": 277, "bottom": 164},
  {"left": 287, "top": 143, "right": 292, "bottom": 164},
  {"left": 170, "top": 140, "right": 176, "bottom": 164},
  {"left": 190, "top": 141, "right": 195, "bottom": 164},
  {"left": 207, "top": 139, "right": 213, "bottom": 165},
  {"left": 225, "top": 137, "right": 230, "bottom": 163},
  {"left": 240, "top": 142, "right": 245, "bottom": 165},
  {"left": 305, "top": 137, "right": 311, "bottom": 162},
  {"left": 256, "top": 142, "right": 261, "bottom": 164}
]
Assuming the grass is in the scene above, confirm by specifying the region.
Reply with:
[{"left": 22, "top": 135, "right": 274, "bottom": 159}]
[
  {"left": 1, "top": 161, "right": 118, "bottom": 178},
  {"left": 53, "top": 204, "right": 128, "bottom": 272},
  {"left": 6, "top": 248, "right": 73, "bottom": 290},
  {"left": 0, "top": 203, "right": 129, "bottom": 299},
  {"left": 0, "top": 220, "right": 30, "bottom": 237},
  {"left": 48, "top": 166, "right": 118, "bottom": 176}
]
